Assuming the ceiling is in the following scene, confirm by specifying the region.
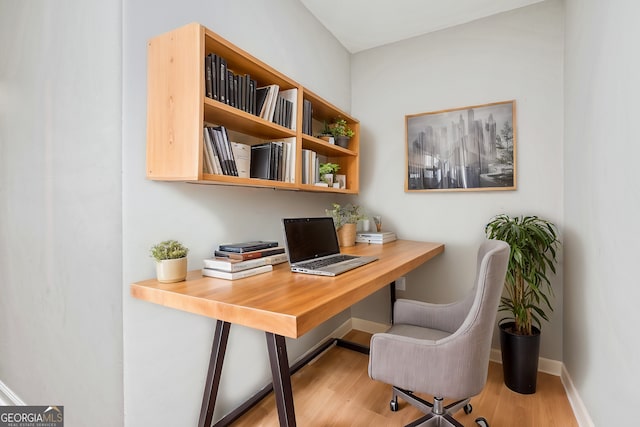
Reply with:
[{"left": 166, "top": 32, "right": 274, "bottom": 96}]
[{"left": 299, "top": 0, "right": 544, "bottom": 53}]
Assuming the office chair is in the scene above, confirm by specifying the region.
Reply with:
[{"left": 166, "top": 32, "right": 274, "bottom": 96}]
[{"left": 368, "top": 239, "right": 510, "bottom": 427}]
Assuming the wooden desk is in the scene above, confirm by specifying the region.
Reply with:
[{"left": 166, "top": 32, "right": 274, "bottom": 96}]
[{"left": 131, "top": 240, "right": 444, "bottom": 426}]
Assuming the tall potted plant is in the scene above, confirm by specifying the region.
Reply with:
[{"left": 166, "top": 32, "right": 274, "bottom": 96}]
[{"left": 485, "top": 214, "right": 560, "bottom": 394}]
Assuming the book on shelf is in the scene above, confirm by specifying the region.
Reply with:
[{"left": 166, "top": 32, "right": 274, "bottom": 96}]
[
  {"left": 257, "top": 84, "right": 280, "bottom": 122},
  {"left": 204, "top": 53, "right": 258, "bottom": 116},
  {"left": 203, "top": 252, "right": 288, "bottom": 272},
  {"left": 203, "top": 127, "right": 223, "bottom": 174},
  {"left": 214, "top": 246, "right": 286, "bottom": 260},
  {"left": 218, "top": 240, "right": 279, "bottom": 253},
  {"left": 355, "top": 231, "right": 397, "bottom": 244},
  {"left": 230, "top": 142, "right": 250, "bottom": 178},
  {"left": 302, "top": 99, "right": 313, "bottom": 136},
  {"left": 202, "top": 264, "right": 273, "bottom": 281},
  {"left": 273, "top": 88, "right": 297, "bottom": 130},
  {"left": 206, "top": 125, "right": 238, "bottom": 176},
  {"left": 249, "top": 138, "right": 295, "bottom": 182}
]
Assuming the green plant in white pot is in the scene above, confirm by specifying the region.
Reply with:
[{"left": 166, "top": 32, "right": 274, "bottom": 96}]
[
  {"left": 485, "top": 214, "right": 560, "bottom": 394},
  {"left": 150, "top": 240, "right": 189, "bottom": 283},
  {"left": 319, "top": 162, "right": 340, "bottom": 186}
]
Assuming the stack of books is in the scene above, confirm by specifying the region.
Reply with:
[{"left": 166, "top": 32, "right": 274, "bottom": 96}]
[
  {"left": 202, "top": 241, "right": 288, "bottom": 280},
  {"left": 355, "top": 231, "right": 397, "bottom": 244}
]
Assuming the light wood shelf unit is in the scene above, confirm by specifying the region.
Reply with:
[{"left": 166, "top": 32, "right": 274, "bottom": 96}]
[{"left": 146, "top": 22, "right": 360, "bottom": 193}]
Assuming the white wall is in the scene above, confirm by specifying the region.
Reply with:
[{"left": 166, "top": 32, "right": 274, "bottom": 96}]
[
  {"left": 564, "top": 0, "right": 640, "bottom": 424},
  {"left": 0, "top": 0, "right": 123, "bottom": 426},
  {"left": 350, "top": 1, "right": 565, "bottom": 360},
  {"left": 122, "top": 0, "right": 354, "bottom": 425}
]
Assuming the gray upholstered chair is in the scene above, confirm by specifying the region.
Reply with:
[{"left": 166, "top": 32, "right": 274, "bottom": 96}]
[{"left": 368, "top": 239, "right": 510, "bottom": 427}]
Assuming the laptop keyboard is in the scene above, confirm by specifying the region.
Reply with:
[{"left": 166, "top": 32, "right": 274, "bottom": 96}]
[{"left": 303, "top": 255, "right": 357, "bottom": 269}]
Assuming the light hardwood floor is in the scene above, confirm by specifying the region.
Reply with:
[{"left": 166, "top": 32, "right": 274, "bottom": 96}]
[{"left": 234, "top": 330, "right": 578, "bottom": 427}]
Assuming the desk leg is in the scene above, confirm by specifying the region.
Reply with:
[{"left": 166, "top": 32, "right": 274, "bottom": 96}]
[
  {"left": 198, "top": 320, "right": 231, "bottom": 427},
  {"left": 390, "top": 280, "right": 396, "bottom": 324},
  {"left": 265, "top": 332, "right": 296, "bottom": 427}
]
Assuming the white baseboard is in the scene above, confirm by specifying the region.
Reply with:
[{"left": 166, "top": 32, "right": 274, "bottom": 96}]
[
  {"left": 0, "top": 380, "right": 25, "bottom": 406},
  {"left": 561, "top": 364, "right": 595, "bottom": 427},
  {"left": 351, "top": 318, "right": 390, "bottom": 334}
]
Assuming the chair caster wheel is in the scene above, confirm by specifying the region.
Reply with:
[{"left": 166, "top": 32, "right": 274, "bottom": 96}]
[
  {"left": 475, "top": 416, "right": 489, "bottom": 427},
  {"left": 464, "top": 403, "right": 472, "bottom": 414},
  {"left": 390, "top": 399, "right": 399, "bottom": 412}
]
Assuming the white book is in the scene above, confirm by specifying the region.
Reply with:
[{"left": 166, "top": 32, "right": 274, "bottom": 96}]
[
  {"left": 281, "top": 138, "right": 295, "bottom": 183},
  {"left": 203, "top": 256, "right": 268, "bottom": 272},
  {"left": 356, "top": 232, "right": 397, "bottom": 244},
  {"left": 261, "top": 252, "right": 289, "bottom": 265},
  {"left": 202, "top": 128, "right": 213, "bottom": 174},
  {"left": 202, "top": 264, "right": 273, "bottom": 280},
  {"left": 231, "top": 142, "right": 251, "bottom": 178}
]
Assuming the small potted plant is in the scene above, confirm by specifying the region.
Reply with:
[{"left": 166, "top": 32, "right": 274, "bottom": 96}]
[
  {"left": 150, "top": 240, "right": 189, "bottom": 283},
  {"left": 330, "top": 119, "right": 355, "bottom": 148},
  {"left": 326, "top": 203, "right": 364, "bottom": 246},
  {"left": 485, "top": 214, "right": 560, "bottom": 394},
  {"left": 316, "top": 121, "right": 334, "bottom": 143},
  {"left": 319, "top": 162, "right": 340, "bottom": 186}
]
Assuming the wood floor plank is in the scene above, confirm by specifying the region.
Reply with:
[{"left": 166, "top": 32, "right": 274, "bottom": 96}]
[{"left": 232, "top": 331, "right": 578, "bottom": 426}]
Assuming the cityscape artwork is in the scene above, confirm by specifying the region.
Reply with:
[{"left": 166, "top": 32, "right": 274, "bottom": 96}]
[{"left": 405, "top": 100, "right": 516, "bottom": 192}]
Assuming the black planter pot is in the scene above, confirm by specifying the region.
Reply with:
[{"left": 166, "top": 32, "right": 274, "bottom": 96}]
[
  {"left": 335, "top": 136, "right": 350, "bottom": 148},
  {"left": 499, "top": 321, "right": 541, "bottom": 394}
]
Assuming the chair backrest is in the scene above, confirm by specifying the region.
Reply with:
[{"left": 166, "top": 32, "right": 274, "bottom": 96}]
[
  {"left": 457, "top": 239, "right": 510, "bottom": 344},
  {"left": 443, "top": 239, "right": 510, "bottom": 396}
]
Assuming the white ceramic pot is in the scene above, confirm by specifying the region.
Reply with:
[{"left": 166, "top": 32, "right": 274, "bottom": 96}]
[{"left": 156, "top": 257, "right": 187, "bottom": 283}]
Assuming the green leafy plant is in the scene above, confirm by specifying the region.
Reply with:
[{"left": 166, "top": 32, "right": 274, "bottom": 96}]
[
  {"left": 330, "top": 119, "right": 355, "bottom": 138},
  {"left": 150, "top": 240, "right": 189, "bottom": 261},
  {"left": 326, "top": 203, "right": 364, "bottom": 229},
  {"left": 319, "top": 162, "right": 340, "bottom": 184},
  {"left": 485, "top": 215, "right": 560, "bottom": 335}
]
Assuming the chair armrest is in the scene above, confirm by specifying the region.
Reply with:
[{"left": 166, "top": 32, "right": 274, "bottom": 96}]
[{"left": 394, "top": 298, "right": 471, "bottom": 333}]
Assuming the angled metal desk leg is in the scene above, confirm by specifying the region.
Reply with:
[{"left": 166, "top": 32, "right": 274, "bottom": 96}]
[
  {"left": 265, "top": 332, "right": 297, "bottom": 427},
  {"left": 198, "top": 320, "right": 231, "bottom": 427}
]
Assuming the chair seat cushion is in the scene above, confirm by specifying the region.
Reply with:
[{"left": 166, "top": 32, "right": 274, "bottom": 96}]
[{"left": 386, "top": 323, "right": 451, "bottom": 342}]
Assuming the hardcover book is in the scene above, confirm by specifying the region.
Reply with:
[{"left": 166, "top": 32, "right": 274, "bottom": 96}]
[
  {"left": 214, "top": 246, "right": 286, "bottom": 260},
  {"left": 201, "top": 264, "right": 273, "bottom": 280},
  {"left": 218, "top": 240, "right": 279, "bottom": 253},
  {"left": 203, "top": 256, "right": 268, "bottom": 272}
]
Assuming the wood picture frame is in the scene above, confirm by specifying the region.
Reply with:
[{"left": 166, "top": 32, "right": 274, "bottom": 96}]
[{"left": 405, "top": 100, "right": 516, "bottom": 192}]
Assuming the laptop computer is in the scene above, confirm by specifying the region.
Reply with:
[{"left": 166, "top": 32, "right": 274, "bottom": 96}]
[{"left": 282, "top": 217, "right": 378, "bottom": 276}]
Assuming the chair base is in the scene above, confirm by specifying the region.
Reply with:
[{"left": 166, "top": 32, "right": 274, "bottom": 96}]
[{"left": 392, "top": 387, "right": 488, "bottom": 427}]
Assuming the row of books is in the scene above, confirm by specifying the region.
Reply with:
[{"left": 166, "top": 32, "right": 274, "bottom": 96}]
[
  {"left": 203, "top": 126, "right": 250, "bottom": 177},
  {"left": 301, "top": 149, "right": 329, "bottom": 186},
  {"left": 202, "top": 241, "right": 288, "bottom": 280},
  {"left": 257, "top": 85, "right": 297, "bottom": 130},
  {"left": 204, "top": 53, "right": 297, "bottom": 130},
  {"left": 205, "top": 53, "right": 257, "bottom": 115},
  {"left": 250, "top": 139, "right": 296, "bottom": 182}
]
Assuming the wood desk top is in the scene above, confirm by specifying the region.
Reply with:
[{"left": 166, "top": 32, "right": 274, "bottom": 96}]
[{"left": 131, "top": 240, "right": 444, "bottom": 338}]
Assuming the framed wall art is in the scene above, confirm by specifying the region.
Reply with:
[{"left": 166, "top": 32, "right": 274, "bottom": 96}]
[{"left": 405, "top": 100, "right": 516, "bottom": 192}]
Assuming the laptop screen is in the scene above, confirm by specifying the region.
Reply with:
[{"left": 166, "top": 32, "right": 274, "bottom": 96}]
[{"left": 282, "top": 217, "right": 340, "bottom": 264}]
